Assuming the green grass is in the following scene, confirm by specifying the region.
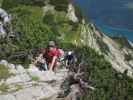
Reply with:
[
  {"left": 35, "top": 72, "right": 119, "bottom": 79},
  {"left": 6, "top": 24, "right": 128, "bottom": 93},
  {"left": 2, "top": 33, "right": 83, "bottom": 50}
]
[
  {"left": 0, "top": 64, "right": 13, "bottom": 81},
  {"left": 31, "top": 76, "right": 40, "bottom": 81}
]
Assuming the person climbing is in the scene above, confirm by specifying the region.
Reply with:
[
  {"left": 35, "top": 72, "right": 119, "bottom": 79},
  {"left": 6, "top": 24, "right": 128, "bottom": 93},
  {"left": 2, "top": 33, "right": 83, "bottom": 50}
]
[
  {"left": 65, "top": 50, "right": 77, "bottom": 66},
  {"left": 0, "top": 21, "right": 6, "bottom": 38},
  {"left": 43, "top": 41, "right": 61, "bottom": 72},
  {"left": 32, "top": 50, "right": 48, "bottom": 71},
  {"left": 0, "top": 8, "right": 11, "bottom": 24},
  {"left": 0, "top": 8, "right": 11, "bottom": 38},
  {"left": 33, "top": 41, "right": 61, "bottom": 72},
  {"left": 58, "top": 48, "right": 65, "bottom": 63}
]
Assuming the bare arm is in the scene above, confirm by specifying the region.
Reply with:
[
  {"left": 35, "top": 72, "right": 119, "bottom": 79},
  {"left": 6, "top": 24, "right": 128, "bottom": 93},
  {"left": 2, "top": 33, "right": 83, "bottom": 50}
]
[{"left": 49, "top": 56, "right": 57, "bottom": 71}]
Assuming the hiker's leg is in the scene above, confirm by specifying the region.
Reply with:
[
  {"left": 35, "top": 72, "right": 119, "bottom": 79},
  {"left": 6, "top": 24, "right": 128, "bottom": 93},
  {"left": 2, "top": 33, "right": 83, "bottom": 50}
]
[
  {"left": 44, "top": 62, "right": 48, "bottom": 70},
  {"left": 40, "top": 63, "right": 48, "bottom": 70},
  {"left": 65, "top": 60, "right": 68, "bottom": 66}
]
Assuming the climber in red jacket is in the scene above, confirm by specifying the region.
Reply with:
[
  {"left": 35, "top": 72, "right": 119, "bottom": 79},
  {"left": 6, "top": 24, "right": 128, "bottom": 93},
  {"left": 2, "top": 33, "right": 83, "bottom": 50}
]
[{"left": 40, "top": 41, "right": 61, "bottom": 72}]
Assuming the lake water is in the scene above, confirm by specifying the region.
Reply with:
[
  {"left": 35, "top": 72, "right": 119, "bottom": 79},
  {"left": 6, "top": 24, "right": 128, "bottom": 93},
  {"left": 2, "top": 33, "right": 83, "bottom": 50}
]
[{"left": 73, "top": 0, "right": 133, "bottom": 42}]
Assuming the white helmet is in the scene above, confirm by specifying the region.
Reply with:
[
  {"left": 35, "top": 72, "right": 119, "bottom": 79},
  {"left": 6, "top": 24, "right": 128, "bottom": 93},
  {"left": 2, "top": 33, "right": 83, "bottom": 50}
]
[{"left": 68, "top": 51, "right": 73, "bottom": 55}]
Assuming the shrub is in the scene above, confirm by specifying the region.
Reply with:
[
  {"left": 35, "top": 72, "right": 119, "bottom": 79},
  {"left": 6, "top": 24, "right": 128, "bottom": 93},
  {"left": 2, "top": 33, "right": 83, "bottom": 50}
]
[
  {"left": 112, "top": 34, "right": 132, "bottom": 49},
  {"left": 74, "top": 47, "right": 133, "bottom": 100},
  {"left": 124, "top": 54, "right": 133, "bottom": 61},
  {"left": 49, "top": 0, "right": 70, "bottom": 12},
  {"left": 0, "top": 83, "right": 9, "bottom": 92},
  {"left": 0, "top": 64, "right": 13, "bottom": 80}
]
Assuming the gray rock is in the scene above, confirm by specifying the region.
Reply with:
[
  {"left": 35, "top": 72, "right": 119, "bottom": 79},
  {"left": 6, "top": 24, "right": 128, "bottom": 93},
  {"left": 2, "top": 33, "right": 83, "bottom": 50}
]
[
  {"left": 0, "top": 63, "right": 69, "bottom": 100},
  {"left": 28, "top": 65, "right": 56, "bottom": 82},
  {"left": 39, "top": 71, "right": 56, "bottom": 81},
  {"left": 41, "top": 85, "right": 57, "bottom": 99},
  {"left": 19, "top": 73, "right": 31, "bottom": 82},
  {"left": 16, "top": 65, "right": 26, "bottom": 74},
  {"left": 7, "top": 64, "right": 16, "bottom": 69},
  {"left": 14, "top": 90, "right": 33, "bottom": 100},
  {"left": 67, "top": 4, "right": 78, "bottom": 23},
  {"left": 13, "top": 86, "right": 44, "bottom": 100},
  {"left": 0, "top": 94, "right": 16, "bottom": 100},
  {"left": 6, "top": 75, "right": 23, "bottom": 84},
  {"left": 7, "top": 64, "right": 17, "bottom": 74},
  {"left": 27, "top": 64, "right": 42, "bottom": 78}
]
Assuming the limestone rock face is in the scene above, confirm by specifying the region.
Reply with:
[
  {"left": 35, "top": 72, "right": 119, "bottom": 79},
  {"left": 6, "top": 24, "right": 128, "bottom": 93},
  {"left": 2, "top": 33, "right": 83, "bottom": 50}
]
[
  {"left": 67, "top": 4, "right": 78, "bottom": 23},
  {"left": 0, "top": 60, "right": 69, "bottom": 100}
]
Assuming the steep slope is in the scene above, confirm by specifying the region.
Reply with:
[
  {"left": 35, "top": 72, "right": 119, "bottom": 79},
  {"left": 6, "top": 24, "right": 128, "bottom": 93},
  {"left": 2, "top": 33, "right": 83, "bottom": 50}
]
[
  {"left": 0, "top": 60, "right": 68, "bottom": 100},
  {"left": 0, "top": 0, "right": 133, "bottom": 100},
  {"left": 78, "top": 20, "right": 133, "bottom": 77}
]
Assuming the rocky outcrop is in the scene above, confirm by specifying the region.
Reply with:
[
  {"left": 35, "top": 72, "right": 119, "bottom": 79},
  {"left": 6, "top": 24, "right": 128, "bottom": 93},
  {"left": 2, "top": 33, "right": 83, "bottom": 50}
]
[
  {"left": 0, "top": 60, "right": 69, "bottom": 100},
  {"left": 67, "top": 4, "right": 78, "bottom": 23}
]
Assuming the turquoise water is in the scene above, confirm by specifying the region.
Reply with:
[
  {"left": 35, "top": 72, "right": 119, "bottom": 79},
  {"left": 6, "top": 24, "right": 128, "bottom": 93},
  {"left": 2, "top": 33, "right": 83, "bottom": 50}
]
[
  {"left": 73, "top": 0, "right": 133, "bottom": 42},
  {"left": 92, "top": 20, "right": 133, "bottom": 42}
]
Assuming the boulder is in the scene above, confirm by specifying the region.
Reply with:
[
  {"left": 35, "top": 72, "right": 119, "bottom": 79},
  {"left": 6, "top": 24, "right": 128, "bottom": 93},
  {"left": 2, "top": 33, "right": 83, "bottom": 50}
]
[{"left": 16, "top": 65, "right": 26, "bottom": 74}]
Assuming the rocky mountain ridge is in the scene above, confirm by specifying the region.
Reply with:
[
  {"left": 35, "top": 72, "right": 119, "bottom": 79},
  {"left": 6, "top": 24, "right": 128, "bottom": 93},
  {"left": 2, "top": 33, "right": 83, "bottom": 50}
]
[{"left": 77, "top": 20, "right": 133, "bottom": 77}]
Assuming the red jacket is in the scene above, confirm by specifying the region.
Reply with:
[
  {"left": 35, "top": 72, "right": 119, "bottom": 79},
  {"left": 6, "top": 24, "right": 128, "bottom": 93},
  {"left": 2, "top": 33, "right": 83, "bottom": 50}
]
[{"left": 41, "top": 48, "right": 61, "bottom": 64}]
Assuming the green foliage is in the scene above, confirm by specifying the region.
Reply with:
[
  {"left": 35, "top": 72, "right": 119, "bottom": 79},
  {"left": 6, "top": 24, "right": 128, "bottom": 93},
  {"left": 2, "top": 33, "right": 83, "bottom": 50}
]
[
  {"left": 2, "top": 0, "right": 46, "bottom": 10},
  {"left": 96, "top": 38, "right": 110, "bottom": 54},
  {"left": 10, "top": 5, "right": 51, "bottom": 48},
  {"left": 0, "top": 5, "right": 59, "bottom": 62},
  {"left": 74, "top": 47, "right": 133, "bottom": 100},
  {"left": 2, "top": 0, "right": 20, "bottom": 10},
  {"left": 49, "top": 0, "right": 70, "bottom": 12},
  {"left": 0, "top": 0, "right": 3, "bottom": 7},
  {"left": 124, "top": 54, "right": 133, "bottom": 61},
  {"left": 0, "top": 83, "right": 9, "bottom": 92},
  {"left": 0, "top": 1, "right": 81, "bottom": 64},
  {"left": 0, "top": 64, "right": 12, "bottom": 80}
]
